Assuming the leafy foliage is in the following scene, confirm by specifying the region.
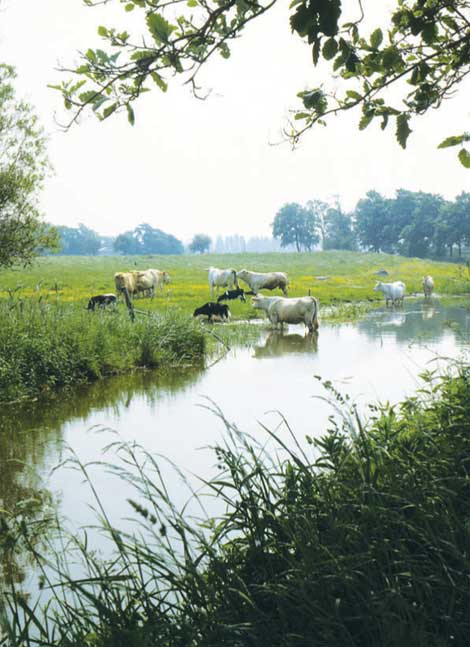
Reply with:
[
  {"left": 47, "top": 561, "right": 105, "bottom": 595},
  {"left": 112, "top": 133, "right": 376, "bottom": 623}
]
[
  {"left": 57, "top": 223, "right": 102, "bottom": 255},
  {"left": 0, "top": 65, "right": 58, "bottom": 268},
  {"left": 189, "top": 233, "right": 211, "bottom": 254},
  {"left": 55, "top": 1, "right": 470, "bottom": 165},
  {"left": 114, "top": 222, "right": 184, "bottom": 254},
  {"left": 272, "top": 201, "right": 320, "bottom": 251}
]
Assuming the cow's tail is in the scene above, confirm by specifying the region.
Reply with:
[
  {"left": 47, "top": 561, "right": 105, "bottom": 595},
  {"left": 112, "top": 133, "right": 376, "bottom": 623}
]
[
  {"left": 313, "top": 297, "right": 320, "bottom": 331},
  {"left": 232, "top": 269, "right": 239, "bottom": 288}
]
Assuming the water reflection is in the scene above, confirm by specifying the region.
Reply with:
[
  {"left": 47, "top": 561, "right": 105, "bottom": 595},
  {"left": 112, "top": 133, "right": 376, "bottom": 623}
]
[
  {"left": 254, "top": 331, "right": 319, "bottom": 358},
  {"left": 0, "top": 365, "right": 205, "bottom": 587},
  {"left": 2, "top": 301, "right": 470, "bottom": 590}
]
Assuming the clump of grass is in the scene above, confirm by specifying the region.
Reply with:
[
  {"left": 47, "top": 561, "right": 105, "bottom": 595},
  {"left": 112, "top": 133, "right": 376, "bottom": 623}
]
[
  {"left": 3, "top": 366, "right": 470, "bottom": 646},
  {"left": 0, "top": 300, "right": 206, "bottom": 403}
]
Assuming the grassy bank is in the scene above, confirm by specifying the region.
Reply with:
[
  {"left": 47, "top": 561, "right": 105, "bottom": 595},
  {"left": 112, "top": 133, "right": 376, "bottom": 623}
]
[
  {"left": 0, "top": 252, "right": 469, "bottom": 319},
  {"left": 2, "top": 367, "right": 470, "bottom": 646},
  {"left": 0, "top": 300, "right": 206, "bottom": 403}
]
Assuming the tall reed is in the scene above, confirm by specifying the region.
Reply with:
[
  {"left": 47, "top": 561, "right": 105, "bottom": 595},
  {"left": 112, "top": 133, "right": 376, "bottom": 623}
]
[{"left": 2, "top": 366, "right": 470, "bottom": 646}]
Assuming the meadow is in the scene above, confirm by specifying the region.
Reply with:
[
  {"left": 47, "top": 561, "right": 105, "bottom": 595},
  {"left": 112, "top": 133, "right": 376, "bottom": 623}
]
[
  {"left": 1, "top": 250, "right": 469, "bottom": 318},
  {"left": 1, "top": 251, "right": 469, "bottom": 403}
]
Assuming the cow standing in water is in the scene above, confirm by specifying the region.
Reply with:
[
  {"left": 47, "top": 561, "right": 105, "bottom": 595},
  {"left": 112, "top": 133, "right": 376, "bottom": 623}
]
[{"left": 422, "top": 275, "right": 434, "bottom": 298}]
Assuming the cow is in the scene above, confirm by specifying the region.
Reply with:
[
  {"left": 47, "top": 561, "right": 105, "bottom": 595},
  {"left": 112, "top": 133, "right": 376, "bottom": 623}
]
[
  {"left": 193, "top": 302, "right": 231, "bottom": 322},
  {"left": 114, "top": 271, "right": 139, "bottom": 299},
  {"left": 237, "top": 269, "right": 288, "bottom": 296},
  {"left": 87, "top": 293, "right": 117, "bottom": 311},
  {"left": 134, "top": 269, "right": 171, "bottom": 298},
  {"left": 217, "top": 287, "right": 247, "bottom": 303},
  {"left": 373, "top": 281, "right": 406, "bottom": 306},
  {"left": 252, "top": 295, "right": 319, "bottom": 332},
  {"left": 422, "top": 275, "right": 434, "bottom": 298},
  {"left": 207, "top": 267, "right": 238, "bottom": 297}
]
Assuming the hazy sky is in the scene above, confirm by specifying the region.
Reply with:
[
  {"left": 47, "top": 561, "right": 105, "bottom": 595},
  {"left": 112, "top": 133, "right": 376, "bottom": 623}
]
[{"left": 1, "top": 1, "right": 469, "bottom": 241}]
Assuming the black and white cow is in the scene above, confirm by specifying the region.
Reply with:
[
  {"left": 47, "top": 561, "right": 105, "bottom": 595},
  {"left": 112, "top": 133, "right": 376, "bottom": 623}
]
[
  {"left": 193, "top": 302, "right": 231, "bottom": 322},
  {"left": 216, "top": 287, "right": 247, "bottom": 303},
  {"left": 87, "top": 293, "right": 117, "bottom": 311}
]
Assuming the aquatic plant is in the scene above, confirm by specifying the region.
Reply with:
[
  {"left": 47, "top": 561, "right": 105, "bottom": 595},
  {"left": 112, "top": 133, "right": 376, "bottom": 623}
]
[{"left": 2, "top": 366, "right": 470, "bottom": 646}]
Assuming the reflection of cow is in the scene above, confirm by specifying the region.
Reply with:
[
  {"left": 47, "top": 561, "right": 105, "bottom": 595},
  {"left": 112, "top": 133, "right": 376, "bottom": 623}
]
[
  {"left": 375, "top": 310, "right": 406, "bottom": 328},
  {"left": 254, "top": 331, "right": 318, "bottom": 358},
  {"left": 422, "top": 303, "right": 436, "bottom": 320}
]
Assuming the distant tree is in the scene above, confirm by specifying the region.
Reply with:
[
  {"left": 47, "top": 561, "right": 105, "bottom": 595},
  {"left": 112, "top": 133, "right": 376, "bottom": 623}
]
[
  {"left": 114, "top": 223, "right": 183, "bottom": 255},
  {"left": 323, "top": 208, "right": 357, "bottom": 251},
  {"left": 354, "top": 191, "right": 393, "bottom": 253},
  {"left": 0, "top": 65, "right": 58, "bottom": 268},
  {"left": 189, "top": 234, "right": 211, "bottom": 254},
  {"left": 397, "top": 192, "right": 444, "bottom": 258},
  {"left": 272, "top": 202, "right": 320, "bottom": 252},
  {"left": 56, "top": 224, "right": 101, "bottom": 255},
  {"left": 441, "top": 192, "right": 470, "bottom": 257}
]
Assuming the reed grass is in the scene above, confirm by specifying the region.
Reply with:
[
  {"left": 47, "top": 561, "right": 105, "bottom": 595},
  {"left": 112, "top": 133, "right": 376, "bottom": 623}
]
[
  {"left": 0, "top": 299, "right": 206, "bottom": 403},
  {"left": 2, "top": 366, "right": 470, "bottom": 646}
]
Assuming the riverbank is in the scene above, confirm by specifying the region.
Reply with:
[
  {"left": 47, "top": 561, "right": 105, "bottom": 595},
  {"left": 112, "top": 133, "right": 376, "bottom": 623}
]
[
  {"left": 0, "top": 300, "right": 206, "bottom": 403},
  {"left": 3, "top": 364, "right": 470, "bottom": 646}
]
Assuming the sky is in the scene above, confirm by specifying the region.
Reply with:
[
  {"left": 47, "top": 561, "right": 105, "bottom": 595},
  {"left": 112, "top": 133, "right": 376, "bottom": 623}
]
[{"left": 1, "top": 0, "right": 469, "bottom": 242}]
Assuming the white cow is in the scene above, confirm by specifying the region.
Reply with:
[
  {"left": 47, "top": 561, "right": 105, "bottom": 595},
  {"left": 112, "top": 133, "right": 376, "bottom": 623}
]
[
  {"left": 237, "top": 269, "right": 288, "bottom": 296},
  {"left": 207, "top": 267, "right": 238, "bottom": 297},
  {"left": 373, "top": 281, "right": 406, "bottom": 306},
  {"left": 422, "top": 275, "right": 434, "bottom": 298},
  {"left": 252, "top": 295, "right": 319, "bottom": 332},
  {"left": 134, "top": 269, "right": 171, "bottom": 298}
]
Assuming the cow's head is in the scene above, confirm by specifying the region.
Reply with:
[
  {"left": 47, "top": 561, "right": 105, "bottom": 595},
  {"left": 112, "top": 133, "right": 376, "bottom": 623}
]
[
  {"left": 163, "top": 271, "right": 171, "bottom": 284},
  {"left": 373, "top": 282, "right": 383, "bottom": 291}
]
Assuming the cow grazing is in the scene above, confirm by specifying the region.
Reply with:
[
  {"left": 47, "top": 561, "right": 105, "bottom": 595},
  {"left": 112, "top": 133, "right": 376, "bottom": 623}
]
[
  {"left": 373, "top": 281, "right": 406, "bottom": 306},
  {"left": 207, "top": 267, "right": 238, "bottom": 297},
  {"left": 87, "top": 293, "right": 117, "bottom": 311},
  {"left": 193, "top": 302, "right": 231, "bottom": 322},
  {"left": 252, "top": 295, "right": 319, "bottom": 332},
  {"left": 422, "top": 275, "right": 434, "bottom": 298},
  {"left": 217, "top": 287, "right": 246, "bottom": 303},
  {"left": 237, "top": 269, "right": 288, "bottom": 296},
  {"left": 114, "top": 271, "right": 139, "bottom": 299},
  {"left": 136, "top": 269, "right": 171, "bottom": 298}
]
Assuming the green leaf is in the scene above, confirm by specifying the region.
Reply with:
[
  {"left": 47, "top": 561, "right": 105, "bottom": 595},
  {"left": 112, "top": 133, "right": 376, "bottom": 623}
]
[
  {"left": 98, "top": 25, "right": 108, "bottom": 37},
  {"left": 438, "top": 135, "right": 464, "bottom": 149},
  {"left": 312, "top": 40, "right": 321, "bottom": 65},
  {"left": 125, "top": 3, "right": 135, "bottom": 10},
  {"left": 359, "top": 113, "right": 373, "bottom": 130},
  {"left": 322, "top": 38, "right": 338, "bottom": 61},
  {"left": 103, "top": 103, "right": 117, "bottom": 119},
  {"left": 458, "top": 148, "right": 470, "bottom": 169},
  {"left": 422, "top": 23, "right": 438, "bottom": 45},
  {"left": 370, "top": 28, "right": 383, "bottom": 49},
  {"left": 146, "top": 13, "right": 175, "bottom": 43},
  {"left": 396, "top": 113, "right": 412, "bottom": 149},
  {"left": 187, "top": 0, "right": 198, "bottom": 5},
  {"left": 150, "top": 71, "right": 168, "bottom": 92},
  {"left": 346, "top": 90, "right": 361, "bottom": 101},
  {"left": 126, "top": 104, "right": 135, "bottom": 125}
]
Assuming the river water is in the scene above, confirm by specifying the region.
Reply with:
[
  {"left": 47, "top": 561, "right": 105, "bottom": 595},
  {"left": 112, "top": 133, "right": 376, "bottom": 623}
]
[{"left": 1, "top": 300, "right": 470, "bottom": 586}]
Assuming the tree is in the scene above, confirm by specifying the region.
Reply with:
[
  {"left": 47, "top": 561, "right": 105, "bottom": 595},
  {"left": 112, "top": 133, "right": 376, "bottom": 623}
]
[
  {"left": 56, "top": 224, "right": 101, "bottom": 255},
  {"left": 57, "top": 2, "right": 470, "bottom": 166},
  {"left": 0, "top": 65, "right": 58, "bottom": 268},
  {"left": 354, "top": 191, "right": 392, "bottom": 252},
  {"left": 272, "top": 202, "right": 319, "bottom": 252},
  {"left": 189, "top": 234, "right": 211, "bottom": 254},
  {"left": 114, "top": 223, "right": 183, "bottom": 254},
  {"left": 322, "top": 207, "right": 357, "bottom": 251}
]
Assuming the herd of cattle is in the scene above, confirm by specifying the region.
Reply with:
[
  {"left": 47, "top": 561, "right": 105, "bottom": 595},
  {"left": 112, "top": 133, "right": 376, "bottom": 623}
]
[{"left": 87, "top": 266, "right": 436, "bottom": 333}]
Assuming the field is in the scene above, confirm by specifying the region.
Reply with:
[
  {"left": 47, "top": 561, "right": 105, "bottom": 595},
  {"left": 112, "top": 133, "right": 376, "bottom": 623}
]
[{"left": 1, "top": 251, "right": 469, "bottom": 320}]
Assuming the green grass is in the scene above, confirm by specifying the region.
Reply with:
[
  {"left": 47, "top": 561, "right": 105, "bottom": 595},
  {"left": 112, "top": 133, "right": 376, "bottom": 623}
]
[
  {"left": 0, "top": 300, "right": 206, "bottom": 403},
  {"left": 3, "top": 366, "right": 470, "bottom": 646},
  {"left": 1, "top": 251, "right": 469, "bottom": 319}
]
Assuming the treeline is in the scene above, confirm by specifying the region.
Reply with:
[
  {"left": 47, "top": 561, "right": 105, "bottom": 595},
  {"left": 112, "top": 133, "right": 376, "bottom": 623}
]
[{"left": 273, "top": 190, "right": 470, "bottom": 259}]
